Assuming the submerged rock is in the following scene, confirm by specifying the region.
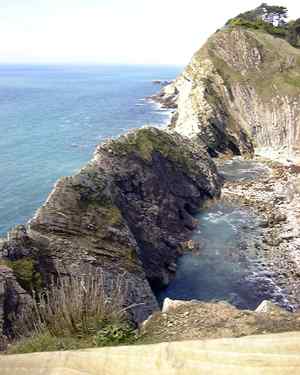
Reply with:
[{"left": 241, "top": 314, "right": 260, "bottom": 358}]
[{"left": 0, "top": 127, "right": 221, "bottom": 346}]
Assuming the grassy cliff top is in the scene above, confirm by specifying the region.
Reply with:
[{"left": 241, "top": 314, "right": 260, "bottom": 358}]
[
  {"left": 98, "top": 127, "right": 218, "bottom": 180},
  {"left": 187, "top": 26, "right": 300, "bottom": 100}
]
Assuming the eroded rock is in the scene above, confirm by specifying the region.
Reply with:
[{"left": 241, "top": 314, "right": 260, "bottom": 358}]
[
  {"left": 155, "top": 28, "right": 300, "bottom": 161},
  {"left": 0, "top": 127, "right": 221, "bottom": 341},
  {"left": 0, "top": 266, "right": 32, "bottom": 350}
]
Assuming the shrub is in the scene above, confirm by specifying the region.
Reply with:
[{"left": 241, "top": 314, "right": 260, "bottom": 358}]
[
  {"left": 8, "top": 271, "right": 139, "bottom": 353},
  {"left": 226, "top": 4, "right": 300, "bottom": 48},
  {"left": 94, "top": 322, "right": 136, "bottom": 347},
  {"left": 0, "top": 258, "right": 42, "bottom": 292},
  {"left": 228, "top": 17, "right": 287, "bottom": 38}
]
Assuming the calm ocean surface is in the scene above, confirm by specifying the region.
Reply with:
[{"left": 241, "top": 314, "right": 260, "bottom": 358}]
[{"left": 0, "top": 64, "right": 181, "bottom": 236}]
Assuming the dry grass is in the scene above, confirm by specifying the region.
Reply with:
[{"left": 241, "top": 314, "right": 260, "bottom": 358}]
[
  {"left": 8, "top": 270, "right": 138, "bottom": 353},
  {"left": 27, "top": 272, "right": 128, "bottom": 336}
]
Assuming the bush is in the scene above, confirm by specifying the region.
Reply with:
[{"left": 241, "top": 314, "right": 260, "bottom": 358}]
[
  {"left": 1, "top": 258, "right": 42, "bottom": 292},
  {"left": 94, "top": 322, "right": 136, "bottom": 347},
  {"left": 228, "top": 17, "right": 287, "bottom": 38},
  {"left": 8, "top": 271, "right": 138, "bottom": 354},
  {"left": 226, "top": 4, "right": 300, "bottom": 48}
]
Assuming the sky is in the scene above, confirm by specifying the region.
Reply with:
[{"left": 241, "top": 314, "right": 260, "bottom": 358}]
[{"left": 0, "top": 0, "right": 300, "bottom": 65}]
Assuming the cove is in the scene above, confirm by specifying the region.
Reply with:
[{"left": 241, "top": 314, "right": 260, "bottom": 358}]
[{"left": 157, "top": 158, "right": 291, "bottom": 310}]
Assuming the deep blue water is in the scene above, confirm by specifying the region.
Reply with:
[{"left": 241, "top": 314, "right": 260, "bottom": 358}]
[{"left": 0, "top": 64, "right": 181, "bottom": 236}]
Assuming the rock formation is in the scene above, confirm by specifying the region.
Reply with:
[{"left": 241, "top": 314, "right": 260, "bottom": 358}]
[
  {"left": 0, "top": 127, "right": 220, "bottom": 346},
  {"left": 3, "top": 10, "right": 300, "bottom": 355},
  {"left": 0, "top": 266, "right": 32, "bottom": 351},
  {"left": 157, "top": 27, "right": 300, "bottom": 160},
  {"left": 140, "top": 299, "right": 300, "bottom": 344}
]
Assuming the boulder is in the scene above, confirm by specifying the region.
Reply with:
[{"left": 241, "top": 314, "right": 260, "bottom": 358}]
[
  {"left": 162, "top": 298, "right": 188, "bottom": 313},
  {"left": 255, "top": 300, "right": 286, "bottom": 314}
]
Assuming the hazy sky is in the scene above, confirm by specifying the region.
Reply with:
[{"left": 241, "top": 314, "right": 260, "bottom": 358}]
[{"left": 1, "top": 0, "right": 300, "bottom": 65}]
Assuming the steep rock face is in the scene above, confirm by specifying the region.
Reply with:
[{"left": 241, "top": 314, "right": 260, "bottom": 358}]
[
  {"left": 0, "top": 266, "right": 32, "bottom": 350},
  {"left": 0, "top": 127, "right": 220, "bottom": 344},
  {"left": 159, "top": 28, "right": 300, "bottom": 158}
]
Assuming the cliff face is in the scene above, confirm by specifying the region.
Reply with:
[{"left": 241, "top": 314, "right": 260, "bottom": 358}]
[
  {"left": 0, "top": 127, "right": 220, "bottom": 343},
  {"left": 159, "top": 28, "right": 300, "bottom": 158}
]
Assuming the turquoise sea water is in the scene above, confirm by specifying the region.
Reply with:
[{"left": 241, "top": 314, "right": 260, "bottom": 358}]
[{"left": 0, "top": 64, "right": 181, "bottom": 236}]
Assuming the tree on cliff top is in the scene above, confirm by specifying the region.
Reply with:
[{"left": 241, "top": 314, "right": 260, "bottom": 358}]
[
  {"left": 225, "top": 3, "right": 300, "bottom": 48},
  {"left": 227, "top": 3, "right": 288, "bottom": 26},
  {"left": 232, "top": 3, "right": 288, "bottom": 26},
  {"left": 259, "top": 3, "right": 288, "bottom": 26}
]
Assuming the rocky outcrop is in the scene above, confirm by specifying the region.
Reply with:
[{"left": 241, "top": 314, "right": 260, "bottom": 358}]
[
  {"left": 0, "top": 127, "right": 220, "bottom": 345},
  {"left": 221, "top": 159, "right": 300, "bottom": 310},
  {"left": 0, "top": 266, "right": 32, "bottom": 350},
  {"left": 157, "top": 27, "right": 300, "bottom": 160},
  {"left": 140, "top": 299, "right": 300, "bottom": 344}
]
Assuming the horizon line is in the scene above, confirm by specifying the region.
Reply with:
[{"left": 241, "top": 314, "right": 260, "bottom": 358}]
[{"left": 0, "top": 61, "right": 185, "bottom": 67}]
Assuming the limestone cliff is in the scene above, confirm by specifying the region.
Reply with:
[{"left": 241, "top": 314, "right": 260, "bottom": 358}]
[
  {"left": 0, "top": 127, "right": 220, "bottom": 345},
  {"left": 157, "top": 27, "right": 300, "bottom": 159}
]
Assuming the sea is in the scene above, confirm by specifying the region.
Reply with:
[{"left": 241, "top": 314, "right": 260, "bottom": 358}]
[{"left": 0, "top": 64, "right": 181, "bottom": 236}]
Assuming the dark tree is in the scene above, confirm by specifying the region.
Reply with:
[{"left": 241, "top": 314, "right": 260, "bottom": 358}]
[
  {"left": 259, "top": 3, "right": 288, "bottom": 26},
  {"left": 287, "top": 19, "right": 300, "bottom": 47},
  {"left": 225, "top": 4, "right": 300, "bottom": 49},
  {"left": 232, "top": 3, "right": 288, "bottom": 26}
]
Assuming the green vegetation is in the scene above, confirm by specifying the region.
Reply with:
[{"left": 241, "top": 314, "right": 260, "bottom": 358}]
[
  {"left": 7, "top": 274, "right": 137, "bottom": 354},
  {"left": 7, "top": 332, "right": 92, "bottom": 354},
  {"left": 103, "top": 205, "right": 122, "bottom": 226},
  {"left": 94, "top": 322, "right": 136, "bottom": 347},
  {"left": 2, "top": 258, "right": 42, "bottom": 292},
  {"left": 226, "top": 3, "right": 300, "bottom": 48},
  {"left": 8, "top": 322, "right": 136, "bottom": 354},
  {"left": 108, "top": 128, "right": 202, "bottom": 176}
]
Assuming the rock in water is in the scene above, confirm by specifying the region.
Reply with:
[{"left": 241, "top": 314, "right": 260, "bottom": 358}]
[
  {"left": 0, "top": 127, "right": 221, "bottom": 346},
  {"left": 158, "top": 28, "right": 300, "bottom": 160}
]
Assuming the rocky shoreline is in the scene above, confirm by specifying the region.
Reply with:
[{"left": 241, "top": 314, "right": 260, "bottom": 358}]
[
  {"left": 148, "top": 23, "right": 300, "bottom": 313},
  {"left": 0, "top": 127, "right": 221, "bottom": 348},
  {"left": 2, "top": 19, "right": 300, "bottom": 354},
  {"left": 220, "top": 157, "right": 300, "bottom": 310}
]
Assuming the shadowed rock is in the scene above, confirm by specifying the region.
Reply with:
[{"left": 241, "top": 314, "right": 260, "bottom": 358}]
[{"left": 0, "top": 127, "right": 221, "bottom": 346}]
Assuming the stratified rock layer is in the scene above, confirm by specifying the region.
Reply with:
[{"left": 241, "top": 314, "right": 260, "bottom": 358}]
[
  {"left": 0, "top": 127, "right": 221, "bottom": 345},
  {"left": 158, "top": 28, "right": 300, "bottom": 159}
]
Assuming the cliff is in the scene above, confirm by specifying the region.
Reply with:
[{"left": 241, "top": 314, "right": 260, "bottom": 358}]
[
  {"left": 0, "top": 127, "right": 220, "bottom": 345},
  {"left": 157, "top": 27, "right": 300, "bottom": 159}
]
